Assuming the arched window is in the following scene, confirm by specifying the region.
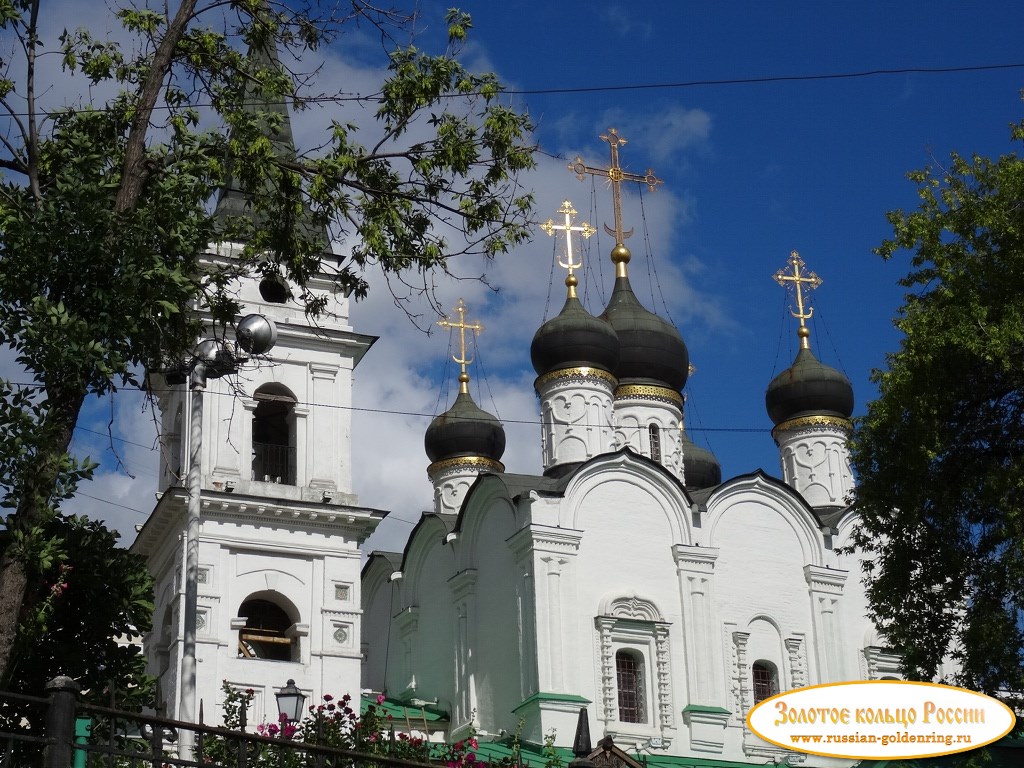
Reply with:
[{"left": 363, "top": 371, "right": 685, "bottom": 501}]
[
  {"left": 615, "top": 649, "right": 647, "bottom": 723},
  {"left": 649, "top": 424, "right": 661, "bottom": 462},
  {"left": 752, "top": 660, "right": 779, "bottom": 704},
  {"left": 252, "top": 385, "right": 296, "bottom": 485},
  {"left": 238, "top": 598, "right": 295, "bottom": 661}
]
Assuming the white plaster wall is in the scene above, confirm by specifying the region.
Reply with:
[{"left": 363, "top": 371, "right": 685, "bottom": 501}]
[
  {"left": 395, "top": 519, "right": 455, "bottom": 706},
  {"left": 709, "top": 499, "right": 819, "bottom": 645},
  {"left": 361, "top": 559, "right": 395, "bottom": 693},
  {"left": 556, "top": 471, "right": 689, "bottom": 743},
  {"left": 461, "top": 496, "right": 523, "bottom": 736}
]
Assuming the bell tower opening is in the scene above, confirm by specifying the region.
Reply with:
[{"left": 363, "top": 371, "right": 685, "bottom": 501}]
[{"left": 252, "top": 384, "right": 297, "bottom": 485}]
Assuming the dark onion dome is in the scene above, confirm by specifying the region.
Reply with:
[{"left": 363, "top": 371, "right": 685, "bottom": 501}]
[
  {"left": 600, "top": 244, "right": 689, "bottom": 392},
  {"left": 531, "top": 292, "right": 620, "bottom": 377},
  {"left": 765, "top": 338, "right": 854, "bottom": 426},
  {"left": 424, "top": 389, "right": 506, "bottom": 464},
  {"left": 680, "top": 429, "right": 722, "bottom": 490}
]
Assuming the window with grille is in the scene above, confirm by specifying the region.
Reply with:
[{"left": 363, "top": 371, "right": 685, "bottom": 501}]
[
  {"left": 616, "top": 650, "right": 647, "bottom": 723},
  {"left": 649, "top": 424, "right": 661, "bottom": 462},
  {"left": 752, "top": 661, "right": 779, "bottom": 704},
  {"left": 252, "top": 386, "right": 296, "bottom": 485}
]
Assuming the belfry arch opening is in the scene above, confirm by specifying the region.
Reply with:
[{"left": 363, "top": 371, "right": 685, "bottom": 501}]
[
  {"left": 252, "top": 384, "right": 296, "bottom": 485},
  {"left": 237, "top": 594, "right": 299, "bottom": 661}
]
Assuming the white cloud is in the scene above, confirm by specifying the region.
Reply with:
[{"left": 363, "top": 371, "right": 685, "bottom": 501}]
[{"left": 5, "top": 3, "right": 727, "bottom": 563}]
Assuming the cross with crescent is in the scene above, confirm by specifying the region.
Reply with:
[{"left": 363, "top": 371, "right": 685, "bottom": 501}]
[
  {"left": 773, "top": 250, "right": 822, "bottom": 349},
  {"left": 540, "top": 200, "right": 596, "bottom": 297},
  {"left": 437, "top": 299, "right": 484, "bottom": 393},
  {"left": 569, "top": 128, "right": 663, "bottom": 243}
]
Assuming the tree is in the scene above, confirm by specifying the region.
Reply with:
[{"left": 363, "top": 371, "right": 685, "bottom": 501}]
[
  {"left": 849, "top": 119, "right": 1024, "bottom": 702},
  {"left": 4, "top": 514, "right": 154, "bottom": 708},
  {"left": 0, "top": 0, "right": 535, "bottom": 687}
]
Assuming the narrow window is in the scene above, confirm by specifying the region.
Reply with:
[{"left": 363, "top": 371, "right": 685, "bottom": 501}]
[
  {"left": 252, "top": 386, "right": 296, "bottom": 485},
  {"left": 238, "top": 598, "right": 294, "bottom": 661},
  {"left": 615, "top": 650, "right": 646, "bottom": 723},
  {"left": 752, "top": 661, "right": 779, "bottom": 703},
  {"left": 649, "top": 424, "right": 661, "bottom": 462}
]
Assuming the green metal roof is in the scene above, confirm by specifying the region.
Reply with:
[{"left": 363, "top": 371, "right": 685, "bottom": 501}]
[{"left": 359, "top": 693, "right": 448, "bottom": 724}]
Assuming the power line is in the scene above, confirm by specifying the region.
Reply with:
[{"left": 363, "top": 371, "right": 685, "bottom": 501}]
[
  {"left": 4, "top": 381, "right": 773, "bottom": 433},
  {"left": 505, "top": 62, "right": 1024, "bottom": 96},
  {"left": 2, "top": 62, "right": 1022, "bottom": 118},
  {"left": 72, "top": 490, "right": 148, "bottom": 516},
  {"left": 74, "top": 424, "right": 158, "bottom": 451}
]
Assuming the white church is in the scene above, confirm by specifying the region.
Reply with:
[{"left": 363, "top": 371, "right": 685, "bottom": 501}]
[
  {"left": 131, "top": 40, "right": 902, "bottom": 768},
  {"left": 361, "top": 200, "right": 891, "bottom": 765}
]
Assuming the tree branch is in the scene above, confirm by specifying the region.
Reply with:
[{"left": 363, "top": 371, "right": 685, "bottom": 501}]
[
  {"left": 113, "top": 0, "right": 199, "bottom": 216},
  {"left": 22, "top": 0, "right": 41, "bottom": 200}
]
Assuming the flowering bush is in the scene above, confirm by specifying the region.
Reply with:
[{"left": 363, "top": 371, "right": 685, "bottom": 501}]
[
  {"left": 200, "top": 682, "right": 486, "bottom": 768},
  {"left": 199, "top": 683, "right": 562, "bottom": 768}
]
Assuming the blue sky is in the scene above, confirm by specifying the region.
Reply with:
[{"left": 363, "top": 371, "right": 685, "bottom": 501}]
[{"left": 46, "top": 1, "right": 1024, "bottom": 553}]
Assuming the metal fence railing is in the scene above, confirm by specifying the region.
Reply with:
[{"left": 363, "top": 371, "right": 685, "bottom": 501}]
[{"left": 0, "top": 677, "right": 441, "bottom": 768}]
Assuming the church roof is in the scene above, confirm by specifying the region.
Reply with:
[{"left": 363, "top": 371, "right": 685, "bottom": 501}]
[
  {"left": 362, "top": 550, "right": 404, "bottom": 574},
  {"left": 451, "top": 448, "right": 693, "bottom": 535}
]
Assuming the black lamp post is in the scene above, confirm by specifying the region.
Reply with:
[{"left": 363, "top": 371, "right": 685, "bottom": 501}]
[{"left": 276, "top": 679, "right": 307, "bottom": 723}]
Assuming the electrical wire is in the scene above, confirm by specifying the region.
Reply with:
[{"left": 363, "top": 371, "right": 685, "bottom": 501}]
[{"left": 2, "top": 62, "right": 1022, "bottom": 118}]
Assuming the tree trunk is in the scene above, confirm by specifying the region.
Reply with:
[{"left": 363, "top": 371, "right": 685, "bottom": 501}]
[{"left": 0, "top": 386, "right": 86, "bottom": 687}]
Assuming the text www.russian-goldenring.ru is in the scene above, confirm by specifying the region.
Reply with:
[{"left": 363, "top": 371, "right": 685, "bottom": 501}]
[{"left": 789, "top": 732, "right": 972, "bottom": 747}]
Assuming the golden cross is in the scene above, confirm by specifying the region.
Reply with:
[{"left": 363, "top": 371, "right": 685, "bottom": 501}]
[
  {"left": 569, "top": 128, "right": 663, "bottom": 244},
  {"left": 437, "top": 299, "right": 484, "bottom": 393},
  {"left": 772, "top": 250, "right": 822, "bottom": 349},
  {"left": 540, "top": 200, "right": 596, "bottom": 298}
]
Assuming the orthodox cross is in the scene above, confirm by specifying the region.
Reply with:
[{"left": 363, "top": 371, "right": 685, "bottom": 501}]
[
  {"left": 540, "top": 200, "right": 596, "bottom": 298},
  {"left": 437, "top": 299, "right": 484, "bottom": 393},
  {"left": 569, "top": 128, "right": 663, "bottom": 243},
  {"left": 772, "top": 250, "right": 822, "bottom": 349}
]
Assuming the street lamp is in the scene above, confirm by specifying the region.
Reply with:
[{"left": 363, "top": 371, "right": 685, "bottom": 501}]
[
  {"left": 275, "top": 679, "right": 307, "bottom": 723},
  {"left": 178, "top": 314, "right": 277, "bottom": 759}
]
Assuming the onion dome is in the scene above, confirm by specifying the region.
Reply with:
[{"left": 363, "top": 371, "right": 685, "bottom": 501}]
[
  {"left": 765, "top": 328, "right": 854, "bottom": 426},
  {"left": 601, "top": 244, "right": 689, "bottom": 391},
  {"left": 424, "top": 386, "right": 506, "bottom": 465},
  {"left": 426, "top": 299, "right": 505, "bottom": 467},
  {"left": 531, "top": 293, "right": 620, "bottom": 377},
  {"left": 680, "top": 428, "right": 722, "bottom": 490}
]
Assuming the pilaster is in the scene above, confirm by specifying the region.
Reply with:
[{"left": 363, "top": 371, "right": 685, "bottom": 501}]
[{"left": 804, "top": 564, "right": 848, "bottom": 683}]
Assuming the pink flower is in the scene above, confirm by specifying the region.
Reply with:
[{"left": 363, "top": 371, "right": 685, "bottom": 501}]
[
  {"left": 469, "top": 738, "right": 479, "bottom": 750},
  {"left": 376, "top": 693, "right": 386, "bottom": 704},
  {"left": 323, "top": 694, "right": 334, "bottom": 702}
]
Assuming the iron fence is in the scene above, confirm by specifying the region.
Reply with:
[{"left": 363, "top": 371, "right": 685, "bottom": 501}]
[{"left": 0, "top": 678, "right": 439, "bottom": 768}]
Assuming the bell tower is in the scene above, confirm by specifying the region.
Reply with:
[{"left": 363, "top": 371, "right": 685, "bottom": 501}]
[{"left": 131, "top": 34, "right": 384, "bottom": 732}]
